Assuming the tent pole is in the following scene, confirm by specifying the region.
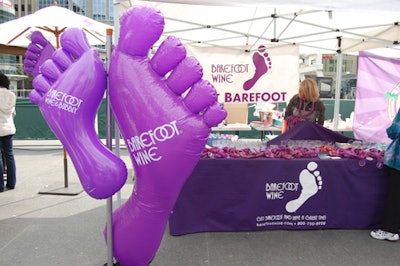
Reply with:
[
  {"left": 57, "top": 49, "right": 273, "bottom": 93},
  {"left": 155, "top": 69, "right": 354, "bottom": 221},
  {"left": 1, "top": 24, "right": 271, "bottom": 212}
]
[{"left": 333, "top": 37, "right": 343, "bottom": 131}]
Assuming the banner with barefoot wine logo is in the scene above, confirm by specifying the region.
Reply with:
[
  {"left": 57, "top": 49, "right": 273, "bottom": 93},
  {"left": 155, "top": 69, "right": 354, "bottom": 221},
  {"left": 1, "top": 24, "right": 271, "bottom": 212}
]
[{"left": 186, "top": 45, "right": 299, "bottom": 103}]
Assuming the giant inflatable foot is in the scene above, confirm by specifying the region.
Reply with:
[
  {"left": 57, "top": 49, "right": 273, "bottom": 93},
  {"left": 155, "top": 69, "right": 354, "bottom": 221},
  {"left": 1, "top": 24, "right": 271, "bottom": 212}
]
[
  {"left": 107, "top": 5, "right": 227, "bottom": 266},
  {"left": 29, "top": 28, "right": 127, "bottom": 199}
]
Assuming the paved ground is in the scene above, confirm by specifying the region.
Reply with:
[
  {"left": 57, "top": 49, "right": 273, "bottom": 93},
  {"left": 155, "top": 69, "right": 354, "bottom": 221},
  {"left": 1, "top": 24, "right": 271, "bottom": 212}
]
[{"left": 1, "top": 140, "right": 400, "bottom": 266}]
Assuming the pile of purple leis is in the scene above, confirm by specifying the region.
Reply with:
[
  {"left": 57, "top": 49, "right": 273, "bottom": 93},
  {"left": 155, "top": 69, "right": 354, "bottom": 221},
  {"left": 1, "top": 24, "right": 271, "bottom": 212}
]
[
  {"left": 202, "top": 145, "right": 385, "bottom": 163},
  {"left": 328, "top": 147, "right": 384, "bottom": 161}
]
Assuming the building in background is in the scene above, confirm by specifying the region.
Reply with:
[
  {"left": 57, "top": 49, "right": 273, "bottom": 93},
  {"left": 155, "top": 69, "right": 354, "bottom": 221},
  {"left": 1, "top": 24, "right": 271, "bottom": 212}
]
[
  {"left": 14, "top": 0, "right": 114, "bottom": 25},
  {"left": 0, "top": 0, "right": 27, "bottom": 94},
  {"left": 322, "top": 54, "right": 358, "bottom": 99},
  {"left": 301, "top": 53, "right": 358, "bottom": 100}
]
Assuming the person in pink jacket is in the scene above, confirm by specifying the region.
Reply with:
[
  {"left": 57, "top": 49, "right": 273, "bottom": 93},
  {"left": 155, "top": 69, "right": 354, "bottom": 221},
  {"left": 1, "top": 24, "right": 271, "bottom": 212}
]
[{"left": 0, "top": 72, "right": 16, "bottom": 192}]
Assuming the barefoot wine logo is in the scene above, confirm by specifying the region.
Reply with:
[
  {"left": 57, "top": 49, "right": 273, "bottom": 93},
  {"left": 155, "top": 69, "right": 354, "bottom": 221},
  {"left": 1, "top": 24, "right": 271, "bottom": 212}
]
[
  {"left": 265, "top": 182, "right": 299, "bottom": 200},
  {"left": 126, "top": 120, "right": 180, "bottom": 166},
  {"left": 265, "top": 162, "right": 323, "bottom": 213},
  {"left": 44, "top": 88, "right": 84, "bottom": 114},
  {"left": 210, "top": 45, "right": 287, "bottom": 103},
  {"left": 211, "top": 63, "right": 249, "bottom": 84}
]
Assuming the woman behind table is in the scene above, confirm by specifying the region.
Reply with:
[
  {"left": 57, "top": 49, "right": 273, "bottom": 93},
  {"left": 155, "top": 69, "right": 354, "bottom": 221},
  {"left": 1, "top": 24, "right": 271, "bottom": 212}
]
[
  {"left": 0, "top": 72, "right": 16, "bottom": 192},
  {"left": 284, "top": 78, "right": 325, "bottom": 130},
  {"left": 370, "top": 108, "right": 400, "bottom": 241}
]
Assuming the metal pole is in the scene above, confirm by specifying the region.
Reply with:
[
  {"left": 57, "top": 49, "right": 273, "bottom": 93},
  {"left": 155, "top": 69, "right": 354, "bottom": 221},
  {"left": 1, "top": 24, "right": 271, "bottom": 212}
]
[
  {"left": 113, "top": 0, "right": 123, "bottom": 209},
  {"left": 63, "top": 150, "right": 68, "bottom": 187},
  {"left": 57, "top": 33, "right": 69, "bottom": 190},
  {"left": 105, "top": 28, "right": 114, "bottom": 266},
  {"left": 106, "top": 198, "right": 114, "bottom": 266}
]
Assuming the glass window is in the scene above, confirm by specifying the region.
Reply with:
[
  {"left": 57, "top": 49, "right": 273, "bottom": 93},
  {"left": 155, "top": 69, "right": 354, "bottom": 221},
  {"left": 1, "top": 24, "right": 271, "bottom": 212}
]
[
  {"left": 73, "top": 0, "right": 85, "bottom": 15},
  {"left": 93, "top": 0, "right": 106, "bottom": 20},
  {"left": 109, "top": 0, "right": 113, "bottom": 21},
  {"left": 38, "top": 0, "right": 51, "bottom": 9},
  {"left": 0, "top": 11, "right": 14, "bottom": 21},
  {"left": 0, "top": 55, "right": 17, "bottom": 75}
]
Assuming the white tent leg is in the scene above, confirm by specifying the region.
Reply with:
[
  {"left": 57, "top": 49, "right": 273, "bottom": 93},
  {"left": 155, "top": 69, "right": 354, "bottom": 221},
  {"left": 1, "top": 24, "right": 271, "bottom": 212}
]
[{"left": 333, "top": 52, "right": 343, "bottom": 131}]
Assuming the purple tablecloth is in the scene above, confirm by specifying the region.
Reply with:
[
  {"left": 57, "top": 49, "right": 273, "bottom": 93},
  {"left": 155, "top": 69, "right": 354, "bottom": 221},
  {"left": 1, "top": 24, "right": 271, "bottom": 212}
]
[
  {"left": 267, "top": 120, "right": 355, "bottom": 146},
  {"left": 169, "top": 157, "right": 387, "bottom": 235}
]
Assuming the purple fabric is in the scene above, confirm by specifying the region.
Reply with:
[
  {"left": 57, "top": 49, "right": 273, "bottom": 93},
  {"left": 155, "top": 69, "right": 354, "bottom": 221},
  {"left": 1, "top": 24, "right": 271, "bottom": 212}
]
[
  {"left": 267, "top": 120, "right": 355, "bottom": 146},
  {"left": 354, "top": 51, "right": 400, "bottom": 144},
  {"left": 169, "top": 157, "right": 387, "bottom": 235}
]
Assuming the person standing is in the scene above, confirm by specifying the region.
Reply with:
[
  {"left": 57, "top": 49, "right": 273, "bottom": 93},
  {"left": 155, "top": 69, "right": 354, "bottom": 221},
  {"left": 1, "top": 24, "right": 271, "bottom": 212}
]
[
  {"left": 284, "top": 78, "right": 326, "bottom": 130},
  {"left": 370, "top": 108, "right": 400, "bottom": 241},
  {"left": 0, "top": 73, "right": 16, "bottom": 192}
]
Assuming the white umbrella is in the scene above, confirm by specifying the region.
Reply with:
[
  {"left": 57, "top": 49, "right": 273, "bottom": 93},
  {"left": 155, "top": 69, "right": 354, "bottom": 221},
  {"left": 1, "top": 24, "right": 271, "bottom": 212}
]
[{"left": 0, "top": 5, "right": 113, "bottom": 48}]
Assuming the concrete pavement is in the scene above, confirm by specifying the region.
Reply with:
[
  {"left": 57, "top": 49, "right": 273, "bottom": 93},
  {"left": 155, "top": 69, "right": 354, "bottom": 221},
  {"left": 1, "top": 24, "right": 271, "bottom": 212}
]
[{"left": 1, "top": 140, "right": 400, "bottom": 266}]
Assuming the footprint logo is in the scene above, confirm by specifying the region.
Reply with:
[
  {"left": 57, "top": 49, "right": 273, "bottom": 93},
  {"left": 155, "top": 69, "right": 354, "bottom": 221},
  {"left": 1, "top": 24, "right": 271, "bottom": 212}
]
[
  {"left": 243, "top": 45, "right": 272, "bottom": 91},
  {"left": 286, "top": 161, "right": 322, "bottom": 213}
]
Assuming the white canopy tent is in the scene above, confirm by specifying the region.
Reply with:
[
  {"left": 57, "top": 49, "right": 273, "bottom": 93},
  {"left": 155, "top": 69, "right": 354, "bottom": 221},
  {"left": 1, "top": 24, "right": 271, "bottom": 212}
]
[
  {"left": 113, "top": 0, "right": 399, "bottom": 130},
  {"left": 115, "top": 0, "right": 399, "bottom": 54},
  {"left": 133, "top": 0, "right": 400, "bottom": 12}
]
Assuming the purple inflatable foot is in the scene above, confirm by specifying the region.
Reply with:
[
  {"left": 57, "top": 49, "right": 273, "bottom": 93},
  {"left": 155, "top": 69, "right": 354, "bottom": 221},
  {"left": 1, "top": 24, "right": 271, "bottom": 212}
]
[
  {"left": 29, "top": 28, "right": 127, "bottom": 199},
  {"left": 107, "top": 5, "right": 227, "bottom": 266},
  {"left": 23, "top": 31, "right": 56, "bottom": 77}
]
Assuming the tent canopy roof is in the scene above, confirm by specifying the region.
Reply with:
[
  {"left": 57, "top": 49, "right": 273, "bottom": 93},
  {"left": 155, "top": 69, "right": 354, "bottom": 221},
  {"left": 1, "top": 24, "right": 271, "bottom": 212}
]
[
  {"left": 140, "top": 0, "right": 400, "bottom": 12},
  {"left": 121, "top": 1, "right": 400, "bottom": 55}
]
